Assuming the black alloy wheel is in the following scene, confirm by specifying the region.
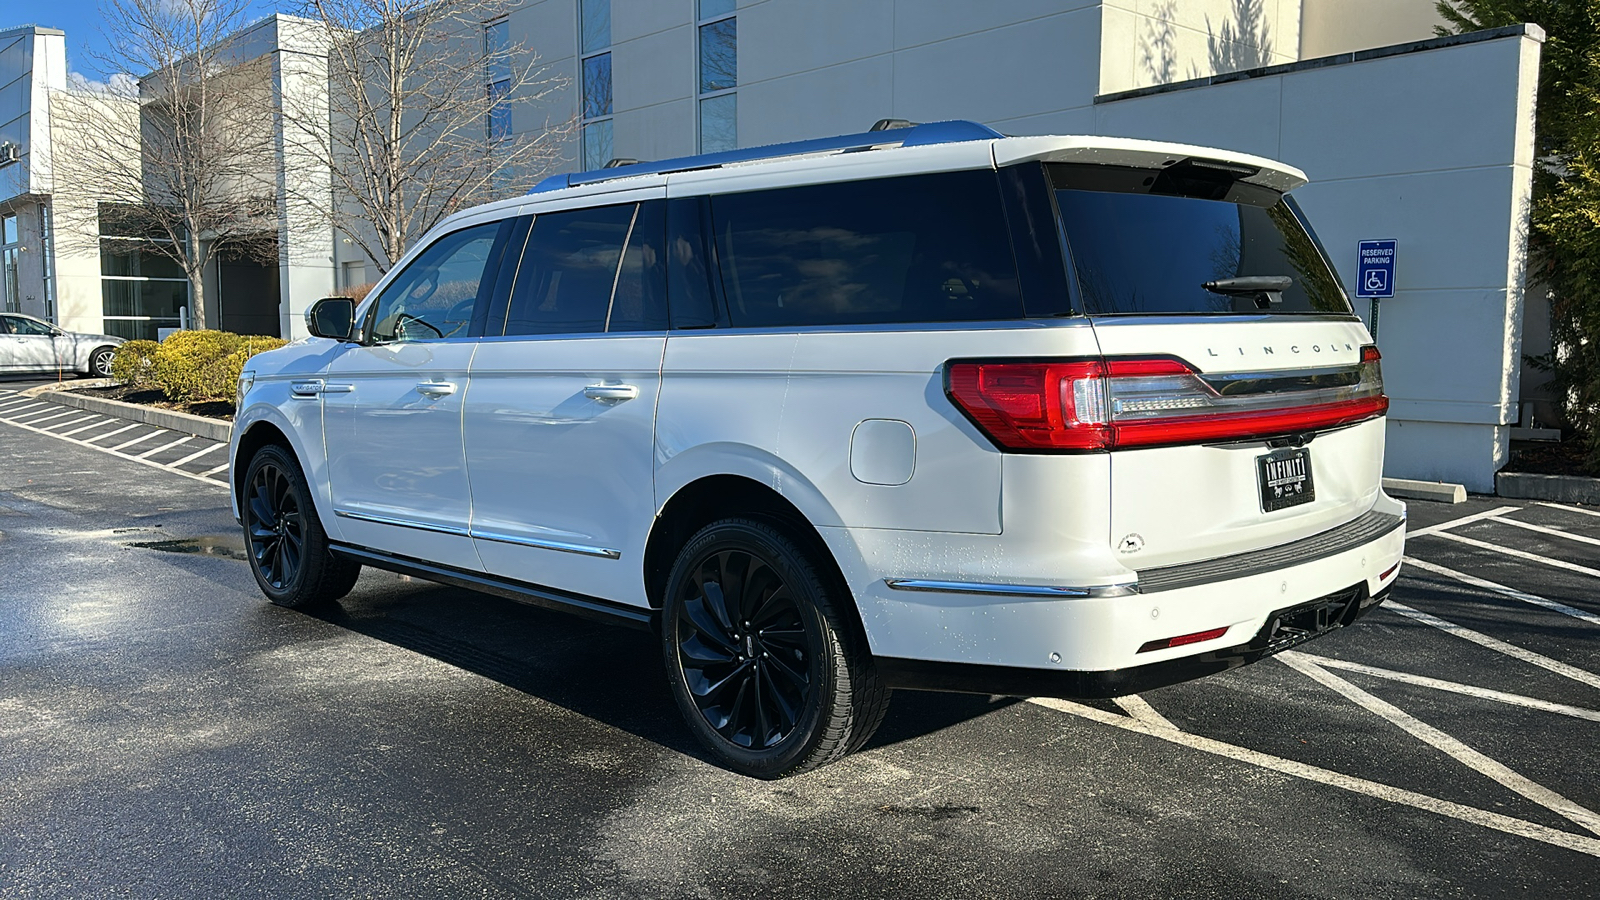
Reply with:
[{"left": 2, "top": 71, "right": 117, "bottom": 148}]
[
  {"left": 89, "top": 347, "right": 115, "bottom": 378},
  {"left": 678, "top": 547, "right": 812, "bottom": 750},
  {"left": 247, "top": 461, "right": 304, "bottom": 591},
  {"left": 662, "top": 518, "right": 889, "bottom": 778},
  {"left": 241, "top": 444, "right": 362, "bottom": 608}
]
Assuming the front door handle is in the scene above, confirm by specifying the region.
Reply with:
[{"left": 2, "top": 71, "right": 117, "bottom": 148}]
[
  {"left": 584, "top": 383, "right": 638, "bottom": 401},
  {"left": 416, "top": 381, "right": 458, "bottom": 398}
]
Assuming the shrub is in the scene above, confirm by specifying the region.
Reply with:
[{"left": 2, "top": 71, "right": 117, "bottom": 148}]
[
  {"left": 109, "top": 340, "right": 161, "bottom": 387},
  {"left": 151, "top": 330, "right": 288, "bottom": 402},
  {"left": 342, "top": 281, "right": 376, "bottom": 304}
]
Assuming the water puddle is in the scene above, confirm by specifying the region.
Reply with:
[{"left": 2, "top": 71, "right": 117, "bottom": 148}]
[{"left": 127, "top": 534, "right": 249, "bottom": 562}]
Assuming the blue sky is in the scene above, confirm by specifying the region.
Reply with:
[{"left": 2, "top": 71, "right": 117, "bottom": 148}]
[{"left": 8, "top": 0, "right": 284, "bottom": 79}]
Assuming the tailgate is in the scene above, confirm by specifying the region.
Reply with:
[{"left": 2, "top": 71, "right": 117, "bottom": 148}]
[{"left": 1093, "top": 317, "right": 1384, "bottom": 569}]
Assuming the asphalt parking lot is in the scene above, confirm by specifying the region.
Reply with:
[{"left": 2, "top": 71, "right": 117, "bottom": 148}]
[{"left": 2, "top": 378, "right": 1598, "bottom": 898}]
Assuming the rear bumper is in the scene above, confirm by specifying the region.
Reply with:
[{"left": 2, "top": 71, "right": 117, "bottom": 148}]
[
  {"left": 824, "top": 490, "right": 1407, "bottom": 676},
  {"left": 877, "top": 584, "right": 1389, "bottom": 699}
]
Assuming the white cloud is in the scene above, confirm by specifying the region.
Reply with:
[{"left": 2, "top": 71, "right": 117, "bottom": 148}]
[{"left": 67, "top": 72, "right": 138, "bottom": 96}]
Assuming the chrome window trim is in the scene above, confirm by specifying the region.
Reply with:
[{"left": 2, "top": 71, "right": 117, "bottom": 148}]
[{"left": 884, "top": 578, "right": 1139, "bottom": 599}]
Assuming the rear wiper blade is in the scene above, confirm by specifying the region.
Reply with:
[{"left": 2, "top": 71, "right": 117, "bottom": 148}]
[
  {"left": 1203, "top": 275, "right": 1292, "bottom": 309},
  {"left": 1203, "top": 276, "right": 1292, "bottom": 294}
]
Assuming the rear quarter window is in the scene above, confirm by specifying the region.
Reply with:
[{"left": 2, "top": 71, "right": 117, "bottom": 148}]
[{"left": 708, "top": 170, "right": 1022, "bottom": 328}]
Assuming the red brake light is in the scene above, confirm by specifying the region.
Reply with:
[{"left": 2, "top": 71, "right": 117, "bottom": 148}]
[
  {"left": 946, "top": 349, "right": 1388, "bottom": 452},
  {"left": 1138, "top": 627, "right": 1229, "bottom": 653}
]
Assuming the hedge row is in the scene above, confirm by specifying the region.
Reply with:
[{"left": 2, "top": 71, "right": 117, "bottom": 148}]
[{"left": 111, "top": 330, "right": 288, "bottom": 404}]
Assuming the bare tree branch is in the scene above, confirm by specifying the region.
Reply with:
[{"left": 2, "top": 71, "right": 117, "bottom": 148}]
[{"left": 282, "top": 0, "right": 575, "bottom": 274}]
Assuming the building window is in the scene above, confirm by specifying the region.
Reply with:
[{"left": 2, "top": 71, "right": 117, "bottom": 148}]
[
  {"left": 580, "top": 0, "right": 613, "bottom": 170},
  {"left": 697, "top": 0, "right": 736, "bottom": 153},
  {"left": 98, "top": 204, "right": 190, "bottom": 341},
  {"left": 1, "top": 214, "right": 18, "bottom": 314},
  {"left": 485, "top": 18, "right": 512, "bottom": 142}
]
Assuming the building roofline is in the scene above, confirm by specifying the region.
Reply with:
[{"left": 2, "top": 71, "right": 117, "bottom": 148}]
[
  {"left": 1096, "top": 23, "right": 1545, "bottom": 105},
  {"left": 0, "top": 25, "right": 67, "bottom": 40}
]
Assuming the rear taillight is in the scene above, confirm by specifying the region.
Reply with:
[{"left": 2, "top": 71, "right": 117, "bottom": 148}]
[{"left": 946, "top": 347, "right": 1388, "bottom": 452}]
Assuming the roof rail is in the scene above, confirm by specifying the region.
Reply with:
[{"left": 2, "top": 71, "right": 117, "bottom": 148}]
[{"left": 529, "top": 119, "right": 1003, "bottom": 194}]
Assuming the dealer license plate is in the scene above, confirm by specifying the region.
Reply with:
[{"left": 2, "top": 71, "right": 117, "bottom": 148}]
[{"left": 1258, "top": 447, "right": 1315, "bottom": 512}]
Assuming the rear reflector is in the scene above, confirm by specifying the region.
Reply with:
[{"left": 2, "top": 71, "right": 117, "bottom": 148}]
[
  {"left": 1379, "top": 562, "right": 1400, "bottom": 581},
  {"left": 1137, "top": 627, "right": 1229, "bottom": 654},
  {"left": 946, "top": 347, "right": 1387, "bottom": 452}
]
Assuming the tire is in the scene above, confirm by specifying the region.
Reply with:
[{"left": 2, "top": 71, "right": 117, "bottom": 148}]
[
  {"left": 241, "top": 444, "right": 361, "bottom": 608},
  {"left": 86, "top": 346, "right": 115, "bottom": 379},
  {"left": 661, "top": 518, "right": 889, "bottom": 778}
]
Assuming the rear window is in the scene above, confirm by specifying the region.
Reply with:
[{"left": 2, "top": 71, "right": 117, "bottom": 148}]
[
  {"left": 708, "top": 171, "right": 1022, "bottom": 328},
  {"left": 1050, "top": 164, "right": 1351, "bottom": 316}
]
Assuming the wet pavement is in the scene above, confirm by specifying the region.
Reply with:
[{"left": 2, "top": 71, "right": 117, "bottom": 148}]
[{"left": 2, "top": 381, "right": 1599, "bottom": 898}]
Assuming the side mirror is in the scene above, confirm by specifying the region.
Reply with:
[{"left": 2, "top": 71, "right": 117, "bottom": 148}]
[{"left": 307, "top": 297, "right": 357, "bottom": 341}]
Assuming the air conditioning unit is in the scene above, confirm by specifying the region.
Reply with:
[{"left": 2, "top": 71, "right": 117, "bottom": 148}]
[{"left": 0, "top": 143, "right": 18, "bottom": 165}]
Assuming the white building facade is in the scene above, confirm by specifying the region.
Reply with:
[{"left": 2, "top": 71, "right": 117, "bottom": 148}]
[{"left": 3, "top": 2, "right": 1543, "bottom": 491}]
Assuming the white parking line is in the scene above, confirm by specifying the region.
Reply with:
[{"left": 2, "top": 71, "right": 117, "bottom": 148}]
[
  {"left": 199, "top": 462, "right": 230, "bottom": 478},
  {"left": 44, "top": 415, "right": 98, "bottom": 433},
  {"left": 1385, "top": 601, "right": 1600, "bottom": 691},
  {"left": 1028, "top": 695, "right": 1600, "bottom": 858},
  {"left": 168, "top": 442, "right": 224, "bottom": 468},
  {"left": 1403, "top": 556, "right": 1600, "bottom": 627},
  {"left": 109, "top": 429, "right": 167, "bottom": 452},
  {"left": 1409, "top": 507, "right": 1524, "bottom": 538},
  {"left": 0, "top": 413, "right": 224, "bottom": 488},
  {"left": 1112, "top": 695, "right": 1177, "bottom": 730},
  {"left": 1489, "top": 515, "right": 1600, "bottom": 549},
  {"left": 86, "top": 422, "right": 142, "bottom": 444},
  {"left": 1292, "top": 654, "right": 1600, "bottom": 724},
  {"left": 1428, "top": 530, "right": 1600, "bottom": 581},
  {"left": 0, "top": 397, "right": 42, "bottom": 412},
  {"left": 57, "top": 417, "right": 108, "bottom": 437},
  {"left": 135, "top": 435, "right": 193, "bottom": 460},
  {"left": 1279, "top": 652, "right": 1600, "bottom": 837},
  {"left": 1537, "top": 501, "right": 1600, "bottom": 519},
  {"left": 13, "top": 408, "right": 78, "bottom": 426}
]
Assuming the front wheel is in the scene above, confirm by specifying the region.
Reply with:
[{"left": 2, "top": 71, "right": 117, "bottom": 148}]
[
  {"left": 661, "top": 518, "right": 889, "bottom": 778},
  {"left": 241, "top": 444, "right": 361, "bottom": 608}
]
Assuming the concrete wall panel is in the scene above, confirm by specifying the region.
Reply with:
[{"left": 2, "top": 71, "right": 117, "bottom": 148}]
[
  {"left": 739, "top": 56, "right": 894, "bottom": 147},
  {"left": 1093, "top": 74, "right": 1283, "bottom": 158},
  {"left": 613, "top": 25, "right": 694, "bottom": 113},
  {"left": 739, "top": 0, "right": 893, "bottom": 85},
  {"left": 891, "top": 0, "right": 1098, "bottom": 50}
]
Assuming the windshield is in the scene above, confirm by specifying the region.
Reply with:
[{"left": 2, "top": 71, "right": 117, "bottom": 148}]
[{"left": 1050, "top": 164, "right": 1351, "bottom": 316}]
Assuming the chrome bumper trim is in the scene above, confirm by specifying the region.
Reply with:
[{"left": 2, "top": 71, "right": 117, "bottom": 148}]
[{"left": 884, "top": 579, "right": 1140, "bottom": 599}]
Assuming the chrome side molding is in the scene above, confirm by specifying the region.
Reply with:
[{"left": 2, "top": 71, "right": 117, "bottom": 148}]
[
  {"left": 334, "top": 508, "right": 470, "bottom": 537},
  {"left": 884, "top": 578, "right": 1139, "bottom": 598},
  {"left": 469, "top": 528, "right": 622, "bottom": 560}
]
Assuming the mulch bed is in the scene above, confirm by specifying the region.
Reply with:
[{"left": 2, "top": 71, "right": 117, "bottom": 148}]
[
  {"left": 1503, "top": 439, "right": 1597, "bottom": 478},
  {"left": 75, "top": 384, "right": 235, "bottom": 421}
]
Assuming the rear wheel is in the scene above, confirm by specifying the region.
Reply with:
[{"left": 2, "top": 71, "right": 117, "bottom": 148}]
[
  {"left": 662, "top": 518, "right": 888, "bottom": 778},
  {"left": 87, "top": 346, "right": 115, "bottom": 379},
  {"left": 241, "top": 444, "right": 361, "bottom": 608}
]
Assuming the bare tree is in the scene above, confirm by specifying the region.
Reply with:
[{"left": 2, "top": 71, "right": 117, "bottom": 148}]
[
  {"left": 50, "top": 0, "right": 280, "bottom": 330},
  {"left": 284, "top": 0, "right": 574, "bottom": 274}
]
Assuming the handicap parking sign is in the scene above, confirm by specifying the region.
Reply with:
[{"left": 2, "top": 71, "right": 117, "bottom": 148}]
[{"left": 1357, "top": 239, "right": 1397, "bottom": 299}]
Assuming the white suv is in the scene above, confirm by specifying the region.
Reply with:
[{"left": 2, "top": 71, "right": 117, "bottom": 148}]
[{"left": 231, "top": 120, "right": 1405, "bottom": 778}]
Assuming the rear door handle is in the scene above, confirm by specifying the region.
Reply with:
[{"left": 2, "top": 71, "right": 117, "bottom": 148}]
[
  {"left": 416, "top": 381, "right": 458, "bottom": 398},
  {"left": 584, "top": 383, "right": 638, "bottom": 401}
]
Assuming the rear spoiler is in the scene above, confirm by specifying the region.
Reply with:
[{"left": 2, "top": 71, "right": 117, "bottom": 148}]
[{"left": 992, "top": 135, "right": 1308, "bottom": 194}]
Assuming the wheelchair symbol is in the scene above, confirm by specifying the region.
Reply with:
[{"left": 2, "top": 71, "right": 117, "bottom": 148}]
[{"left": 1364, "top": 269, "right": 1388, "bottom": 293}]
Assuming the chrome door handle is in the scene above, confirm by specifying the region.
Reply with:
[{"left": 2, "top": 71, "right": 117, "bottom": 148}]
[
  {"left": 584, "top": 383, "right": 638, "bottom": 401},
  {"left": 416, "top": 381, "right": 457, "bottom": 398}
]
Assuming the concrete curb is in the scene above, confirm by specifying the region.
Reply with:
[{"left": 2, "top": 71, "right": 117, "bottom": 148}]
[
  {"left": 1496, "top": 471, "right": 1600, "bottom": 505},
  {"left": 1382, "top": 477, "right": 1467, "bottom": 504},
  {"left": 32, "top": 388, "right": 233, "bottom": 443}
]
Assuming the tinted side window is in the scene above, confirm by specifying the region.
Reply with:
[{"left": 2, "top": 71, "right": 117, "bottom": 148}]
[
  {"left": 708, "top": 171, "right": 1022, "bottom": 328},
  {"left": 607, "top": 201, "right": 668, "bottom": 332},
  {"left": 502, "top": 204, "right": 635, "bottom": 336},
  {"left": 369, "top": 221, "right": 509, "bottom": 342},
  {"left": 8, "top": 315, "right": 54, "bottom": 336}
]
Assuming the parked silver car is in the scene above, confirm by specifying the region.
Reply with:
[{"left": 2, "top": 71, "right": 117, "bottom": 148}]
[{"left": 0, "top": 313, "right": 124, "bottom": 377}]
